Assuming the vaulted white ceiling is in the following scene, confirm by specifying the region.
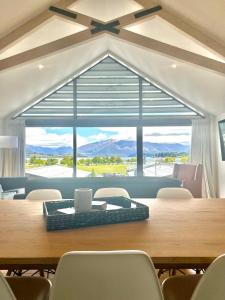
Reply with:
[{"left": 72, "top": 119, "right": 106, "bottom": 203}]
[{"left": 0, "top": 0, "right": 225, "bottom": 119}]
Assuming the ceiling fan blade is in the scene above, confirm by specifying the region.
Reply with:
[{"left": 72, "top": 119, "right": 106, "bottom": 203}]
[
  {"left": 134, "top": 5, "right": 162, "bottom": 19},
  {"left": 49, "top": 6, "right": 77, "bottom": 20}
]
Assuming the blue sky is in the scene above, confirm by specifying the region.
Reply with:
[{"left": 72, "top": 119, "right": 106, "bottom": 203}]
[
  {"left": 26, "top": 126, "right": 191, "bottom": 147},
  {"left": 45, "top": 128, "right": 72, "bottom": 135},
  {"left": 77, "top": 127, "right": 113, "bottom": 137},
  {"left": 45, "top": 128, "right": 121, "bottom": 138}
]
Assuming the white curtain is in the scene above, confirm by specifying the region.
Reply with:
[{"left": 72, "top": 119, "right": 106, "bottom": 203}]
[
  {"left": 0, "top": 119, "right": 25, "bottom": 177},
  {"left": 191, "top": 117, "right": 217, "bottom": 198}
]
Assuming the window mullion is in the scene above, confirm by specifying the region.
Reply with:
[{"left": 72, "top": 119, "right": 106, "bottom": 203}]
[
  {"left": 73, "top": 127, "right": 77, "bottom": 177},
  {"left": 139, "top": 77, "right": 143, "bottom": 120},
  {"left": 73, "top": 78, "right": 77, "bottom": 120},
  {"left": 137, "top": 77, "right": 143, "bottom": 176},
  {"left": 137, "top": 126, "right": 143, "bottom": 176},
  {"left": 73, "top": 79, "right": 77, "bottom": 177}
]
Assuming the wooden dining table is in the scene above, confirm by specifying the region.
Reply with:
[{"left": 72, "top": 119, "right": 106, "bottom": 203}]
[{"left": 1, "top": 198, "right": 225, "bottom": 270}]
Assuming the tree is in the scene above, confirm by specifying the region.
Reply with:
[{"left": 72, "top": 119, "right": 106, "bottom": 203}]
[
  {"left": 91, "top": 168, "right": 96, "bottom": 177},
  {"left": 60, "top": 155, "right": 73, "bottom": 167},
  {"left": 180, "top": 155, "right": 189, "bottom": 164},
  {"left": 109, "top": 156, "right": 116, "bottom": 164},
  {"left": 30, "top": 155, "right": 37, "bottom": 164},
  {"left": 128, "top": 157, "right": 137, "bottom": 163},
  {"left": 46, "top": 158, "right": 58, "bottom": 166},
  {"left": 85, "top": 158, "right": 91, "bottom": 166},
  {"left": 29, "top": 155, "right": 46, "bottom": 166},
  {"left": 164, "top": 156, "right": 176, "bottom": 163},
  {"left": 77, "top": 159, "right": 85, "bottom": 165},
  {"left": 115, "top": 156, "right": 123, "bottom": 164}
]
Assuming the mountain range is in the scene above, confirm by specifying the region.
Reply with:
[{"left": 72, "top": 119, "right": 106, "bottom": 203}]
[{"left": 26, "top": 139, "right": 189, "bottom": 157}]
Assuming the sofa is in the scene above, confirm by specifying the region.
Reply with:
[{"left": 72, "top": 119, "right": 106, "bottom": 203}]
[{"left": 0, "top": 176, "right": 181, "bottom": 199}]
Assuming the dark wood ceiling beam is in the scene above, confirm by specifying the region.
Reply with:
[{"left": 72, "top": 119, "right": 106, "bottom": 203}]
[
  {"left": 48, "top": 6, "right": 94, "bottom": 27},
  {"left": 49, "top": 4, "right": 162, "bottom": 29}
]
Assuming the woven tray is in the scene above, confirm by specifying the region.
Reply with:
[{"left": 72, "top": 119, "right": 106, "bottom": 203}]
[{"left": 43, "top": 197, "right": 149, "bottom": 231}]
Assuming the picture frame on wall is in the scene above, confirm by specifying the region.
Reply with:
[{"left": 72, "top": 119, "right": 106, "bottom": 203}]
[{"left": 218, "top": 120, "right": 225, "bottom": 161}]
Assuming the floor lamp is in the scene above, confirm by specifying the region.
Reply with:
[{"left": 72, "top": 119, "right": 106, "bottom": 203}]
[{"left": 0, "top": 136, "right": 18, "bottom": 149}]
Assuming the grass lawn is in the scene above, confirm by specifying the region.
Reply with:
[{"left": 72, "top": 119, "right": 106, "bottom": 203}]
[
  {"left": 77, "top": 164, "right": 127, "bottom": 175},
  {"left": 25, "top": 164, "right": 43, "bottom": 169}
]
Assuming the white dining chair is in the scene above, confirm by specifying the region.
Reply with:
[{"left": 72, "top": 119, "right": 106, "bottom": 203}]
[
  {"left": 26, "top": 189, "right": 62, "bottom": 200},
  {"left": 157, "top": 187, "right": 193, "bottom": 277},
  {"left": 0, "top": 271, "right": 51, "bottom": 300},
  {"left": 157, "top": 187, "right": 193, "bottom": 199},
  {"left": 94, "top": 187, "right": 130, "bottom": 198},
  {"left": 162, "top": 254, "right": 225, "bottom": 300},
  {"left": 0, "top": 272, "right": 16, "bottom": 300},
  {"left": 162, "top": 274, "right": 202, "bottom": 300},
  {"left": 50, "top": 250, "right": 164, "bottom": 300},
  {"left": 13, "top": 189, "right": 62, "bottom": 277},
  {"left": 191, "top": 254, "right": 225, "bottom": 300}
]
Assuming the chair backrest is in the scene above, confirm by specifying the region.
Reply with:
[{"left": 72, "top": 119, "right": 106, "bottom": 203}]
[
  {"left": 6, "top": 276, "right": 51, "bottom": 300},
  {"left": 173, "top": 164, "right": 202, "bottom": 182},
  {"left": 191, "top": 254, "right": 225, "bottom": 300},
  {"left": 172, "top": 164, "right": 203, "bottom": 198},
  {"left": 157, "top": 187, "right": 193, "bottom": 199},
  {"left": 26, "top": 189, "right": 62, "bottom": 200},
  {"left": 50, "top": 251, "right": 164, "bottom": 300},
  {"left": 94, "top": 187, "right": 130, "bottom": 198},
  {"left": 0, "top": 272, "right": 16, "bottom": 300}
]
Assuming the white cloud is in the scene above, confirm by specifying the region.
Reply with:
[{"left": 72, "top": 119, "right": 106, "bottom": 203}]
[
  {"left": 77, "top": 128, "right": 136, "bottom": 147},
  {"left": 76, "top": 134, "right": 89, "bottom": 147},
  {"left": 98, "top": 127, "right": 136, "bottom": 141},
  {"left": 143, "top": 127, "right": 191, "bottom": 144},
  {"left": 77, "top": 133, "right": 109, "bottom": 147},
  {"left": 26, "top": 126, "right": 192, "bottom": 148},
  {"left": 26, "top": 128, "right": 73, "bottom": 147},
  {"left": 89, "top": 133, "right": 108, "bottom": 141},
  {"left": 144, "top": 135, "right": 191, "bottom": 144}
]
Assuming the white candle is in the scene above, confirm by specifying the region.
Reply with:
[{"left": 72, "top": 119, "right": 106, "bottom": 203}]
[{"left": 74, "top": 188, "right": 92, "bottom": 212}]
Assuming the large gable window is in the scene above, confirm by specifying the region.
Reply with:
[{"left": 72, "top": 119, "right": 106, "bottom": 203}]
[
  {"left": 143, "top": 126, "right": 192, "bottom": 177},
  {"left": 18, "top": 56, "right": 201, "bottom": 119},
  {"left": 25, "top": 127, "right": 73, "bottom": 178},
  {"left": 77, "top": 127, "right": 137, "bottom": 177},
  {"left": 19, "top": 55, "right": 202, "bottom": 178}
]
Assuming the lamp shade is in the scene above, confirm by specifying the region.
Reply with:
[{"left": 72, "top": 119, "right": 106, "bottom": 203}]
[{"left": 0, "top": 136, "right": 18, "bottom": 149}]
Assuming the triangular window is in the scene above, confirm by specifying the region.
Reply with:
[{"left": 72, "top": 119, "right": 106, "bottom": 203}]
[{"left": 16, "top": 55, "right": 203, "bottom": 119}]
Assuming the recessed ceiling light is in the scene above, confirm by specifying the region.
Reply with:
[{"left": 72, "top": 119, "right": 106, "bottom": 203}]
[
  {"left": 38, "top": 64, "right": 44, "bottom": 70},
  {"left": 171, "top": 64, "right": 177, "bottom": 69}
]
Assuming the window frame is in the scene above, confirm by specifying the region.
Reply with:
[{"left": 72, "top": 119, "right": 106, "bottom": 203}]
[
  {"left": 25, "top": 119, "right": 192, "bottom": 178},
  {"left": 21, "top": 55, "right": 198, "bottom": 178}
]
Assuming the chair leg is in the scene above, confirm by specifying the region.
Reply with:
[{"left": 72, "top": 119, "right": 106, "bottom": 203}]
[
  {"left": 6, "top": 269, "right": 13, "bottom": 276},
  {"left": 7, "top": 268, "right": 46, "bottom": 277},
  {"left": 158, "top": 268, "right": 186, "bottom": 278},
  {"left": 171, "top": 269, "right": 176, "bottom": 276}
]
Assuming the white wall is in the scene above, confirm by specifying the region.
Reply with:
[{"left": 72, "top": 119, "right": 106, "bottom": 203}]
[
  {"left": 0, "top": 118, "right": 4, "bottom": 173},
  {"left": 217, "top": 113, "right": 225, "bottom": 197}
]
